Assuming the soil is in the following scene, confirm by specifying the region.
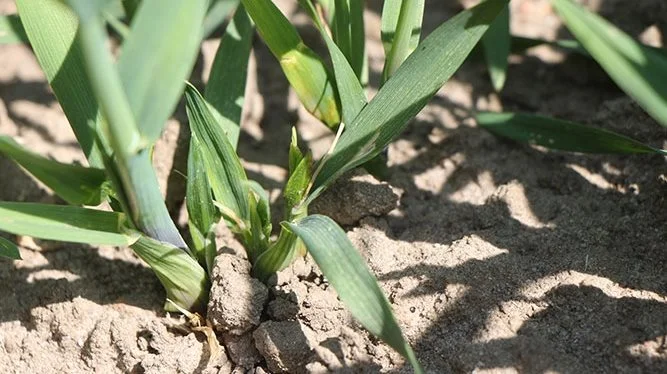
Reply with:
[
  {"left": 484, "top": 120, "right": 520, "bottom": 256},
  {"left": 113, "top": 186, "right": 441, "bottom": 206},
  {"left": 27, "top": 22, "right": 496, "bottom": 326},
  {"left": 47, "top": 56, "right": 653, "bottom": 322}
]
[{"left": 2, "top": 0, "right": 667, "bottom": 373}]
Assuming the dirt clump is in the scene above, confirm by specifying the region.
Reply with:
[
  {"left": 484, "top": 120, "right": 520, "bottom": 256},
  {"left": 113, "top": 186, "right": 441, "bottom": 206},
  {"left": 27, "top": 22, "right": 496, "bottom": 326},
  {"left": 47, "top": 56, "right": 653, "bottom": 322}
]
[
  {"left": 310, "top": 169, "right": 400, "bottom": 226},
  {"left": 207, "top": 254, "right": 269, "bottom": 335}
]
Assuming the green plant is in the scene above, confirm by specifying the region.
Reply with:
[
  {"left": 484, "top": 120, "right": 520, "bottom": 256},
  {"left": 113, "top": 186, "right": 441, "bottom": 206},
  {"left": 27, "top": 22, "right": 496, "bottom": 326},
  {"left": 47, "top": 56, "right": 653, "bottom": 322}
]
[
  {"left": 477, "top": 0, "right": 667, "bottom": 154},
  {"left": 0, "top": 0, "right": 510, "bottom": 371}
]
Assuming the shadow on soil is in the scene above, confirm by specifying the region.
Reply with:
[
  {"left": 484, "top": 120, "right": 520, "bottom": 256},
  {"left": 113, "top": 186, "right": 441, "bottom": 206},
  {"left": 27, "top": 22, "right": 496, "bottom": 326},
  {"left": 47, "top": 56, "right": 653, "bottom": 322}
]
[{"left": 1, "top": 0, "right": 666, "bottom": 372}]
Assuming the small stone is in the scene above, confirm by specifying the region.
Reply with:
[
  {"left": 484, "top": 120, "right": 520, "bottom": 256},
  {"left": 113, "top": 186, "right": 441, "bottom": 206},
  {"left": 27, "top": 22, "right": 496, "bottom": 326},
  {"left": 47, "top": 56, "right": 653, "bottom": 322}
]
[
  {"left": 253, "top": 321, "right": 314, "bottom": 373},
  {"left": 208, "top": 254, "right": 269, "bottom": 335}
]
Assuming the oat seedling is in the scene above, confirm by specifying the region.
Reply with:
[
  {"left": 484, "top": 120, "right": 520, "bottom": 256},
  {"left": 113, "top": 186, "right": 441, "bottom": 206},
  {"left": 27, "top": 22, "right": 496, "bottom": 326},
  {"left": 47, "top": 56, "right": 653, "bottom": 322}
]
[{"left": 0, "top": 1, "right": 510, "bottom": 371}]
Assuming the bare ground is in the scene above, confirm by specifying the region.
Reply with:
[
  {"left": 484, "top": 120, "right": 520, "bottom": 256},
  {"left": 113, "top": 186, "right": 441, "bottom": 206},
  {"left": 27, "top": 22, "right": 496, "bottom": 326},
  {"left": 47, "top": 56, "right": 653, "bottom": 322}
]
[{"left": 1, "top": 0, "right": 666, "bottom": 373}]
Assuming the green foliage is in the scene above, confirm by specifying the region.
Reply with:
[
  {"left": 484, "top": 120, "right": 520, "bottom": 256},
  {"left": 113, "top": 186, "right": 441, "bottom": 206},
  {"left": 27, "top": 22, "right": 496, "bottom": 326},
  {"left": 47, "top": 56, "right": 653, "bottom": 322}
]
[
  {"left": 16, "top": 0, "right": 106, "bottom": 167},
  {"left": 481, "top": 3, "right": 510, "bottom": 91},
  {"left": 205, "top": 4, "right": 254, "bottom": 148},
  {"left": 381, "top": 0, "right": 425, "bottom": 82},
  {"left": 241, "top": 0, "right": 341, "bottom": 127},
  {"left": 0, "top": 136, "right": 108, "bottom": 206},
  {"left": 0, "top": 14, "right": 28, "bottom": 45},
  {"left": 290, "top": 215, "right": 423, "bottom": 373},
  {"left": 299, "top": 0, "right": 366, "bottom": 126},
  {"left": 0, "top": 237, "right": 21, "bottom": 260},
  {"left": 477, "top": 112, "right": 667, "bottom": 155},
  {"left": 310, "top": 0, "right": 510, "bottom": 200},
  {"left": 2, "top": 0, "right": 512, "bottom": 370},
  {"left": 116, "top": 0, "right": 208, "bottom": 143},
  {"left": 481, "top": 0, "right": 667, "bottom": 156},
  {"left": 0, "top": 202, "right": 139, "bottom": 246},
  {"left": 552, "top": 0, "right": 667, "bottom": 128}
]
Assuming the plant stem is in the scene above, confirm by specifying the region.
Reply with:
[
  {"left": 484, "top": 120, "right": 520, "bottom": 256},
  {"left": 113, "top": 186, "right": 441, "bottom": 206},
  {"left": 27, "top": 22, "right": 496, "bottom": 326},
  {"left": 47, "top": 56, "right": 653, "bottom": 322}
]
[{"left": 74, "top": 10, "right": 188, "bottom": 250}]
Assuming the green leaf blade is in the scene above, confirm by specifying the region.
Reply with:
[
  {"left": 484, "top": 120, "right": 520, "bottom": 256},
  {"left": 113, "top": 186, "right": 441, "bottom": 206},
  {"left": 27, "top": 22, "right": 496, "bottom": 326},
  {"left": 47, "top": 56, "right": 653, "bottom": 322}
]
[
  {"left": 186, "top": 136, "right": 220, "bottom": 270},
  {"left": 203, "top": 0, "right": 241, "bottom": 39},
  {"left": 552, "top": 0, "right": 667, "bottom": 127},
  {"left": 0, "top": 14, "right": 28, "bottom": 45},
  {"left": 241, "top": 0, "right": 341, "bottom": 127},
  {"left": 185, "top": 83, "right": 250, "bottom": 225},
  {"left": 312, "top": 0, "right": 509, "bottom": 198},
  {"left": 117, "top": 0, "right": 208, "bottom": 142},
  {"left": 205, "top": 4, "right": 254, "bottom": 148},
  {"left": 16, "top": 0, "right": 105, "bottom": 167},
  {"left": 381, "top": 0, "right": 425, "bottom": 81},
  {"left": 0, "top": 237, "right": 21, "bottom": 260},
  {"left": 289, "top": 215, "right": 422, "bottom": 373},
  {"left": 481, "top": 3, "right": 510, "bottom": 91},
  {"left": 0, "top": 202, "right": 138, "bottom": 246},
  {"left": 0, "top": 136, "right": 108, "bottom": 206},
  {"left": 477, "top": 111, "right": 667, "bottom": 154},
  {"left": 299, "top": 0, "right": 367, "bottom": 126}
]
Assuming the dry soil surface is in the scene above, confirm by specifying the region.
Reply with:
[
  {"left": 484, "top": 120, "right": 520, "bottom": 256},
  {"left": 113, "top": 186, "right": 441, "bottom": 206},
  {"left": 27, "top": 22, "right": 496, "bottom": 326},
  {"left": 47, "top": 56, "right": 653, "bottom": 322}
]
[{"left": 1, "top": 0, "right": 666, "bottom": 373}]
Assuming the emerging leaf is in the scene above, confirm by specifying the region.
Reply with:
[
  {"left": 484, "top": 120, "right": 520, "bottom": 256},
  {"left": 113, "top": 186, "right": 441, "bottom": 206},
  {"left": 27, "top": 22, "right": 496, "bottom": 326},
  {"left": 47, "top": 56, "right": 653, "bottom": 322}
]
[{"left": 284, "top": 155, "right": 312, "bottom": 219}]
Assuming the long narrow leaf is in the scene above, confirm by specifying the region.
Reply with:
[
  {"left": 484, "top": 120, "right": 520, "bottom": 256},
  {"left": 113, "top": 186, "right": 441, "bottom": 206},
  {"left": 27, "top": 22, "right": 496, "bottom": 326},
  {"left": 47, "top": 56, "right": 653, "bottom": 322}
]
[
  {"left": 477, "top": 111, "right": 667, "bottom": 155},
  {"left": 290, "top": 215, "right": 423, "bottom": 373},
  {"left": 0, "top": 14, "right": 28, "bottom": 45},
  {"left": 0, "top": 237, "right": 21, "bottom": 260},
  {"left": 117, "top": 0, "right": 208, "bottom": 142},
  {"left": 311, "top": 0, "right": 509, "bottom": 199},
  {"left": 0, "top": 136, "right": 108, "bottom": 206},
  {"left": 16, "top": 0, "right": 105, "bottom": 167},
  {"left": 552, "top": 0, "right": 667, "bottom": 127},
  {"left": 329, "top": 0, "right": 366, "bottom": 82},
  {"left": 187, "top": 136, "right": 220, "bottom": 271},
  {"left": 481, "top": 3, "right": 510, "bottom": 91},
  {"left": 185, "top": 83, "right": 250, "bottom": 225},
  {"left": 205, "top": 4, "right": 254, "bottom": 148},
  {"left": 510, "top": 35, "right": 667, "bottom": 59},
  {"left": 0, "top": 202, "right": 139, "bottom": 246},
  {"left": 241, "top": 0, "right": 341, "bottom": 127},
  {"left": 67, "top": 0, "right": 189, "bottom": 250},
  {"left": 203, "top": 0, "right": 240, "bottom": 39},
  {"left": 381, "top": 0, "right": 425, "bottom": 81},
  {"left": 299, "top": 0, "right": 367, "bottom": 125}
]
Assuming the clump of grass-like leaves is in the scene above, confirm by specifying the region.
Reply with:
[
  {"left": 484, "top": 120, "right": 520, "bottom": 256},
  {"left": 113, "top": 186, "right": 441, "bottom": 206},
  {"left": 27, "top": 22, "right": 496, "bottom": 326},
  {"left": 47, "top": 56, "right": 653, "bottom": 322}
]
[{"left": 0, "top": 1, "right": 511, "bottom": 371}]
